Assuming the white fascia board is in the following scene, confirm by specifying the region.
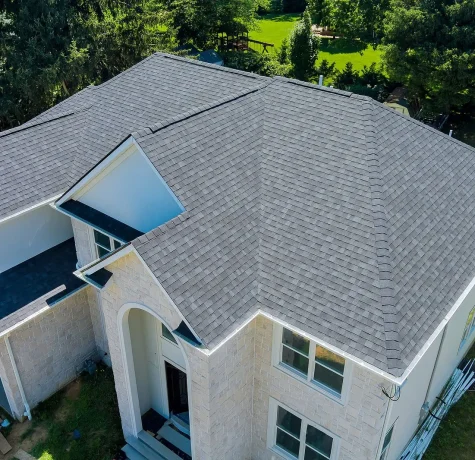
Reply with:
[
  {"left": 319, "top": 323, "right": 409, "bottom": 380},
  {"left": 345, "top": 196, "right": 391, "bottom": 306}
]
[
  {"left": 55, "top": 136, "right": 135, "bottom": 207},
  {"left": 76, "top": 244, "right": 134, "bottom": 277},
  {"left": 131, "top": 247, "right": 202, "bottom": 346},
  {"left": 0, "top": 283, "right": 88, "bottom": 339},
  {"left": 0, "top": 194, "right": 63, "bottom": 225}
]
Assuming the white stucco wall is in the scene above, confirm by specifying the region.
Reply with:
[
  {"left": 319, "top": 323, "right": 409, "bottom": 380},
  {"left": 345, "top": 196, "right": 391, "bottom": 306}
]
[
  {"left": 384, "top": 331, "right": 443, "bottom": 460},
  {"left": 75, "top": 147, "right": 183, "bottom": 233},
  {"left": 426, "top": 287, "right": 475, "bottom": 404},
  {"left": 0, "top": 204, "right": 73, "bottom": 273}
]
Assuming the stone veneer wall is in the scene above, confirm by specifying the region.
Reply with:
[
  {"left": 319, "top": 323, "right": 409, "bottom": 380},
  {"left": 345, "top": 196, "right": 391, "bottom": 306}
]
[
  {"left": 71, "top": 219, "right": 110, "bottom": 360},
  {"left": 0, "top": 288, "right": 96, "bottom": 417},
  {"left": 99, "top": 252, "right": 256, "bottom": 460},
  {"left": 252, "top": 315, "right": 389, "bottom": 460}
]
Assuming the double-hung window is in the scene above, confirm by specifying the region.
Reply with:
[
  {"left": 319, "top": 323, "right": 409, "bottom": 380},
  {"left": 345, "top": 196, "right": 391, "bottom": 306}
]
[
  {"left": 459, "top": 306, "right": 475, "bottom": 351},
  {"left": 269, "top": 400, "right": 338, "bottom": 460},
  {"left": 93, "top": 229, "right": 122, "bottom": 258},
  {"left": 278, "top": 327, "right": 348, "bottom": 400}
]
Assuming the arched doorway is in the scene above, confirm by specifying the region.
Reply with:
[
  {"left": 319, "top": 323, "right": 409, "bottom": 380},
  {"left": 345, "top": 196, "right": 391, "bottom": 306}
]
[{"left": 121, "top": 305, "right": 192, "bottom": 458}]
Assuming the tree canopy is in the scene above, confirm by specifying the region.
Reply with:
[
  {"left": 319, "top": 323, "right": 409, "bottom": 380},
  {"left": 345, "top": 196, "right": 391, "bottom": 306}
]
[
  {"left": 289, "top": 8, "right": 320, "bottom": 80},
  {"left": 0, "top": 0, "right": 170, "bottom": 129},
  {"left": 382, "top": 0, "right": 475, "bottom": 112}
]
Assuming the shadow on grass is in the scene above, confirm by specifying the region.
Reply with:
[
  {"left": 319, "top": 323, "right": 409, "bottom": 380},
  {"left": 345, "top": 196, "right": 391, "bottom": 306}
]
[
  {"left": 319, "top": 38, "right": 368, "bottom": 55},
  {"left": 25, "top": 365, "right": 124, "bottom": 460},
  {"left": 257, "top": 13, "right": 301, "bottom": 22}
]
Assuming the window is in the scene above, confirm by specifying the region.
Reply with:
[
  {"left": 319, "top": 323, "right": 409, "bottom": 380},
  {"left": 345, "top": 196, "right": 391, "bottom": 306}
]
[
  {"left": 278, "top": 327, "right": 348, "bottom": 399},
  {"left": 379, "top": 423, "right": 395, "bottom": 460},
  {"left": 162, "top": 324, "right": 177, "bottom": 344},
  {"left": 269, "top": 401, "right": 337, "bottom": 460},
  {"left": 93, "top": 229, "right": 122, "bottom": 258}
]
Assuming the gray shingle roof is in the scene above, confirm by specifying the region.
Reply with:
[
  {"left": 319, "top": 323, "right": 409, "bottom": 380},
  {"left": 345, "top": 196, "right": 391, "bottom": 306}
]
[
  {"left": 0, "top": 53, "right": 265, "bottom": 221},
  {"left": 3, "top": 53, "right": 475, "bottom": 377},
  {"left": 130, "top": 73, "right": 475, "bottom": 377}
]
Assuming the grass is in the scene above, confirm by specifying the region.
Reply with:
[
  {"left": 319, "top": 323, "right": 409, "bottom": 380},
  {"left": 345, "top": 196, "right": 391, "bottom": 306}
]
[
  {"left": 423, "top": 346, "right": 475, "bottom": 459},
  {"left": 250, "top": 13, "right": 383, "bottom": 71},
  {"left": 22, "top": 365, "right": 124, "bottom": 460}
]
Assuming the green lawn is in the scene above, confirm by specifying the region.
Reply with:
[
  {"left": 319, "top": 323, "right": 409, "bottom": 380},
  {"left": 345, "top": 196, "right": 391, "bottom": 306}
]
[
  {"left": 250, "top": 13, "right": 383, "bottom": 71},
  {"left": 19, "top": 365, "right": 124, "bottom": 460}
]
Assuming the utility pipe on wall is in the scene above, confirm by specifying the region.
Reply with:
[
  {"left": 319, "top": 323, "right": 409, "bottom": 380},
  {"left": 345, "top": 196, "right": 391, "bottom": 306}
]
[{"left": 4, "top": 335, "right": 31, "bottom": 420}]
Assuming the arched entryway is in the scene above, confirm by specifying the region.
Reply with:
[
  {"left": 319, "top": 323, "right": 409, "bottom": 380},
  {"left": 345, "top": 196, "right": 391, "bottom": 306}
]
[{"left": 120, "top": 304, "right": 192, "bottom": 458}]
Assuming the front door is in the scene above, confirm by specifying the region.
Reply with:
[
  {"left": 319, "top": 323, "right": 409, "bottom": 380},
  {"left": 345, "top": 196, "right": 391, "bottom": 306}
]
[{"left": 165, "top": 361, "right": 189, "bottom": 415}]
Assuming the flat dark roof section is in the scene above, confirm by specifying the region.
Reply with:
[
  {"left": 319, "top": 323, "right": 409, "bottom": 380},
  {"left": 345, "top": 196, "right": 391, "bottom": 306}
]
[
  {"left": 59, "top": 200, "right": 143, "bottom": 242},
  {"left": 0, "top": 239, "right": 86, "bottom": 319},
  {"left": 85, "top": 268, "right": 113, "bottom": 289}
]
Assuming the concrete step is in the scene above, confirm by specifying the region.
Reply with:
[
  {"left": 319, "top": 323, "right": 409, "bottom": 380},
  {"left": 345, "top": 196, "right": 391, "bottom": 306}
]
[
  {"left": 127, "top": 435, "right": 167, "bottom": 460},
  {"left": 158, "top": 424, "right": 192, "bottom": 457},
  {"left": 122, "top": 443, "right": 147, "bottom": 460},
  {"left": 170, "top": 414, "right": 190, "bottom": 436},
  {"left": 138, "top": 430, "right": 183, "bottom": 460}
]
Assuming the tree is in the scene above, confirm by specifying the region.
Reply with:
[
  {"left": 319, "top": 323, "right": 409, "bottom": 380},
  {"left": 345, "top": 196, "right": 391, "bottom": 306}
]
[
  {"left": 382, "top": 0, "right": 475, "bottom": 113},
  {"left": 0, "top": 0, "right": 171, "bottom": 129},
  {"left": 289, "top": 9, "right": 320, "bottom": 80},
  {"left": 160, "top": 0, "right": 267, "bottom": 48}
]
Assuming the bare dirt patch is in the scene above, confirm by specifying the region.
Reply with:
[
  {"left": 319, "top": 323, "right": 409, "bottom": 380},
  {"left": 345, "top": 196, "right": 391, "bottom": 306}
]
[{"left": 4, "top": 420, "right": 47, "bottom": 460}]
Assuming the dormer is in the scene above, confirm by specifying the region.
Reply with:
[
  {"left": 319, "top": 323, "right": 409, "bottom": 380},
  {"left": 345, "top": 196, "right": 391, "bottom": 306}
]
[{"left": 55, "top": 136, "right": 184, "bottom": 264}]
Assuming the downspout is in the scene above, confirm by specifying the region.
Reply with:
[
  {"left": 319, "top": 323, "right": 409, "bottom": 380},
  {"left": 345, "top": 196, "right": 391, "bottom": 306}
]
[
  {"left": 4, "top": 335, "right": 31, "bottom": 420},
  {"left": 375, "top": 386, "right": 394, "bottom": 459}
]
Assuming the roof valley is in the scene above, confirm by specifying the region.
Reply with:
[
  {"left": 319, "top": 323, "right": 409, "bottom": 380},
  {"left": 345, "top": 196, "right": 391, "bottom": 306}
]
[{"left": 361, "top": 98, "right": 402, "bottom": 374}]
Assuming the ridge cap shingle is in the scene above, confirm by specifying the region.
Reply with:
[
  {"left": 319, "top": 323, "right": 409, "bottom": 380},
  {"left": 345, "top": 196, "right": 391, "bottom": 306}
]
[{"left": 362, "top": 98, "right": 403, "bottom": 375}]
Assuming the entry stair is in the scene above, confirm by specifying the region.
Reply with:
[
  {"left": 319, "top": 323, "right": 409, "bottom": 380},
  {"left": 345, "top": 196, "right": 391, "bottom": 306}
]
[{"left": 123, "top": 419, "right": 192, "bottom": 459}]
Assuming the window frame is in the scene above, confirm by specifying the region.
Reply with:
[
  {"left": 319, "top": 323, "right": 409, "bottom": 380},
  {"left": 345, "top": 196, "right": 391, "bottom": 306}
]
[
  {"left": 272, "top": 324, "right": 352, "bottom": 405},
  {"left": 459, "top": 306, "right": 475, "bottom": 351},
  {"left": 92, "top": 228, "right": 122, "bottom": 259},
  {"left": 267, "top": 398, "right": 340, "bottom": 460}
]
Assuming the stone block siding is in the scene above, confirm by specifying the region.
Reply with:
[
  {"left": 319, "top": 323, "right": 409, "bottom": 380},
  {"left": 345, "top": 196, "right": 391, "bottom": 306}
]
[
  {"left": 71, "top": 219, "right": 110, "bottom": 361},
  {"left": 208, "top": 319, "right": 256, "bottom": 460},
  {"left": 72, "top": 219, "right": 95, "bottom": 268},
  {"left": 99, "top": 252, "right": 214, "bottom": 459},
  {"left": 99, "top": 252, "right": 390, "bottom": 460},
  {"left": 252, "top": 315, "right": 389, "bottom": 460},
  {"left": 0, "top": 288, "right": 96, "bottom": 416}
]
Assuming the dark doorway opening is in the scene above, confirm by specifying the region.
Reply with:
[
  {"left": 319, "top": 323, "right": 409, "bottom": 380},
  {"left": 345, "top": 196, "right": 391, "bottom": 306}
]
[{"left": 165, "top": 361, "right": 189, "bottom": 415}]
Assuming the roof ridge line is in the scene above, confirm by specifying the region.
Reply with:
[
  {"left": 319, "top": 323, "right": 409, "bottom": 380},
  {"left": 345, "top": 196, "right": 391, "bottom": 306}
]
[
  {"left": 0, "top": 104, "right": 91, "bottom": 139},
  {"left": 362, "top": 99, "right": 402, "bottom": 375},
  {"left": 132, "top": 81, "right": 270, "bottom": 139},
  {"left": 273, "top": 76, "right": 353, "bottom": 97},
  {"left": 157, "top": 52, "right": 269, "bottom": 80}
]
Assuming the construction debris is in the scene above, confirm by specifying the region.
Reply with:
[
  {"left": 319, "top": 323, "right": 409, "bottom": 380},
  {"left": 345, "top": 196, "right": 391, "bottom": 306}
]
[
  {"left": 400, "top": 359, "right": 475, "bottom": 459},
  {"left": 0, "top": 432, "right": 12, "bottom": 454}
]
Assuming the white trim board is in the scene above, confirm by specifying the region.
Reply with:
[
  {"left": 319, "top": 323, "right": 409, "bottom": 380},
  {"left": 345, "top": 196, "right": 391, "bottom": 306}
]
[{"left": 0, "top": 194, "right": 63, "bottom": 224}]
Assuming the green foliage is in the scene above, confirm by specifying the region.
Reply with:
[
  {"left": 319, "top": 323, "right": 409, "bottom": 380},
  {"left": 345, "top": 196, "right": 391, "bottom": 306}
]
[
  {"left": 307, "top": 0, "right": 389, "bottom": 40},
  {"left": 316, "top": 59, "right": 336, "bottom": 78},
  {"left": 26, "top": 365, "right": 124, "bottom": 460},
  {"left": 277, "top": 37, "right": 290, "bottom": 64},
  {"left": 289, "top": 9, "right": 320, "bottom": 80},
  {"left": 382, "top": 0, "right": 475, "bottom": 112},
  {"left": 0, "top": 0, "right": 172, "bottom": 129},
  {"left": 160, "top": 0, "right": 267, "bottom": 48},
  {"left": 222, "top": 50, "right": 291, "bottom": 76},
  {"left": 332, "top": 61, "right": 388, "bottom": 101},
  {"left": 282, "top": 0, "right": 307, "bottom": 13}
]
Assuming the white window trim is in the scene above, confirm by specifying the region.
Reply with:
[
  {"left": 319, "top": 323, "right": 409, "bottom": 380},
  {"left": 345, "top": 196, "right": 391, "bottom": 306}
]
[
  {"left": 267, "top": 398, "right": 340, "bottom": 460},
  {"left": 459, "top": 306, "right": 475, "bottom": 351},
  {"left": 92, "top": 228, "right": 122, "bottom": 259},
  {"left": 272, "top": 323, "right": 352, "bottom": 405}
]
